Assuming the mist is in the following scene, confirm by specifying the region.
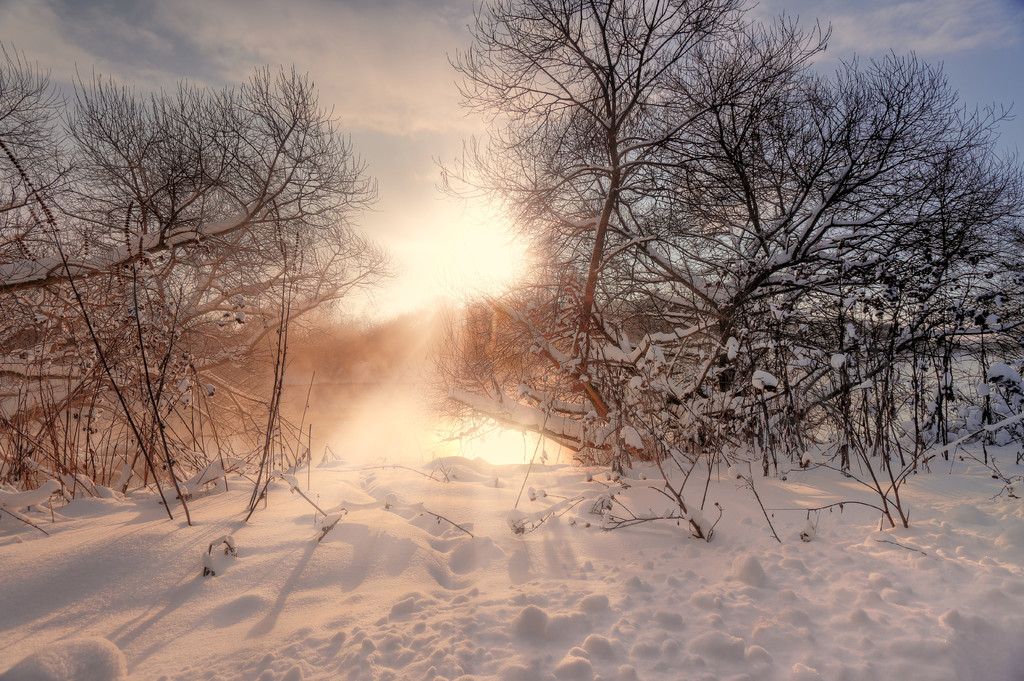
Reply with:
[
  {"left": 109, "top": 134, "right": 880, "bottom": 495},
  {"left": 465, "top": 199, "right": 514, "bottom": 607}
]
[{"left": 278, "top": 312, "right": 445, "bottom": 463}]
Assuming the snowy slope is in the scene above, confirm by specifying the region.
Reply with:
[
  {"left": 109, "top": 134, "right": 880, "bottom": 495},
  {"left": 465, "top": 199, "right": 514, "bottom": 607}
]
[{"left": 2, "top": 454, "right": 1023, "bottom": 681}]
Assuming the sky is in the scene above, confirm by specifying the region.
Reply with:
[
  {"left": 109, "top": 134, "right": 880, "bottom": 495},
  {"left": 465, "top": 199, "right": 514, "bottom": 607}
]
[{"left": 1, "top": 0, "right": 1022, "bottom": 319}]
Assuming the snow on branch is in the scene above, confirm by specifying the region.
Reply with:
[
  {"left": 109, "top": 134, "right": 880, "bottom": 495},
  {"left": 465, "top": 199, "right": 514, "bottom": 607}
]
[{"left": 0, "top": 213, "right": 249, "bottom": 294}]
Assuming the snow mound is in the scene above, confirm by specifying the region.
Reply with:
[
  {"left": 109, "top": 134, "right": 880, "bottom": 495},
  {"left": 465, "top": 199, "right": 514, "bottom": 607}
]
[
  {"left": 553, "top": 654, "right": 594, "bottom": 680},
  {"left": 581, "top": 633, "right": 615, "bottom": 659},
  {"left": 578, "top": 594, "right": 609, "bottom": 612},
  {"left": 513, "top": 604, "right": 549, "bottom": 639},
  {"left": 987, "top": 363, "right": 1021, "bottom": 385},
  {"left": 790, "top": 662, "right": 824, "bottom": 681},
  {"left": 730, "top": 554, "right": 769, "bottom": 587},
  {"left": 0, "top": 480, "right": 60, "bottom": 511},
  {"left": 449, "top": 535, "right": 503, "bottom": 574},
  {"left": 0, "top": 638, "right": 127, "bottom": 681},
  {"left": 948, "top": 503, "right": 993, "bottom": 526},
  {"left": 688, "top": 630, "right": 746, "bottom": 660}
]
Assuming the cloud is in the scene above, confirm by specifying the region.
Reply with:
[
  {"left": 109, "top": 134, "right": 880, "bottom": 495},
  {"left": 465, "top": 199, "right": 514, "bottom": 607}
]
[
  {"left": 797, "top": 0, "right": 1023, "bottom": 57},
  {"left": 3, "top": 0, "right": 478, "bottom": 136},
  {"left": 154, "top": 0, "right": 477, "bottom": 135}
]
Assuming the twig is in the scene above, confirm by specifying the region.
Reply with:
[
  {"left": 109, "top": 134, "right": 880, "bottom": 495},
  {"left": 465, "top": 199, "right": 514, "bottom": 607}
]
[
  {"left": 246, "top": 265, "right": 293, "bottom": 521},
  {"left": 419, "top": 509, "right": 474, "bottom": 538},
  {"left": 281, "top": 475, "right": 329, "bottom": 516},
  {"left": 130, "top": 261, "right": 192, "bottom": 526},
  {"left": 875, "top": 538, "right": 927, "bottom": 556},
  {"left": 602, "top": 514, "right": 685, "bottom": 530},
  {"left": 317, "top": 514, "right": 343, "bottom": 542},
  {"left": 602, "top": 501, "right": 724, "bottom": 538},
  {"left": 0, "top": 506, "right": 50, "bottom": 535},
  {"left": 331, "top": 464, "right": 454, "bottom": 483},
  {"left": 766, "top": 500, "right": 887, "bottom": 515},
  {"left": 514, "top": 412, "right": 550, "bottom": 510},
  {"left": 385, "top": 496, "right": 475, "bottom": 537},
  {"left": 744, "top": 463, "right": 781, "bottom": 543},
  {"left": 652, "top": 451, "right": 704, "bottom": 539},
  {"left": 512, "top": 496, "right": 586, "bottom": 534}
]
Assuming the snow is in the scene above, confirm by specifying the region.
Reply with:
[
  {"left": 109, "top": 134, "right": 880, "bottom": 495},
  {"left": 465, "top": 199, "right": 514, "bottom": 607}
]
[
  {"left": 729, "top": 554, "right": 768, "bottom": 588},
  {"left": 751, "top": 370, "right": 778, "bottom": 392},
  {"left": 621, "top": 426, "right": 644, "bottom": 450},
  {"left": 0, "top": 480, "right": 60, "bottom": 511},
  {"left": 0, "top": 637, "right": 127, "bottom": 681},
  {"left": 0, "top": 213, "right": 249, "bottom": 292},
  {"left": 2, "top": 451, "right": 1024, "bottom": 681},
  {"left": 987, "top": 363, "right": 1022, "bottom": 385},
  {"left": 725, "top": 337, "right": 739, "bottom": 361}
]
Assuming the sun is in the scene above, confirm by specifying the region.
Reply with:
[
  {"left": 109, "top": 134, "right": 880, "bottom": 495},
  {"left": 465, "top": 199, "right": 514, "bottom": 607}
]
[{"left": 377, "top": 196, "right": 527, "bottom": 316}]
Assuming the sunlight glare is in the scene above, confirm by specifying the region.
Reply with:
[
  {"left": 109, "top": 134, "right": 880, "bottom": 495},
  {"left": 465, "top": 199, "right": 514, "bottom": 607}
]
[
  {"left": 374, "top": 196, "right": 526, "bottom": 317},
  {"left": 456, "top": 428, "right": 558, "bottom": 466},
  {"left": 441, "top": 199, "right": 525, "bottom": 298}
]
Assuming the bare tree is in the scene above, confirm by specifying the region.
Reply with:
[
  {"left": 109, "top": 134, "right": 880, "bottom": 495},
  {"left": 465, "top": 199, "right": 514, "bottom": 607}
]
[
  {"left": 0, "top": 53, "right": 387, "bottom": 498},
  {"left": 443, "top": 0, "right": 825, "bottom": 462},
  {"left": 442, "top": 0, "right": 1023, "bottom": 530}
]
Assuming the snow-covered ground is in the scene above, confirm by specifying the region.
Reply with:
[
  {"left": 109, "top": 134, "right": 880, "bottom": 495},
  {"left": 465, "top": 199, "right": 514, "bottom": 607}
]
[{"left": 2, "top": 449, "right": 1024, "bottom": 681}]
